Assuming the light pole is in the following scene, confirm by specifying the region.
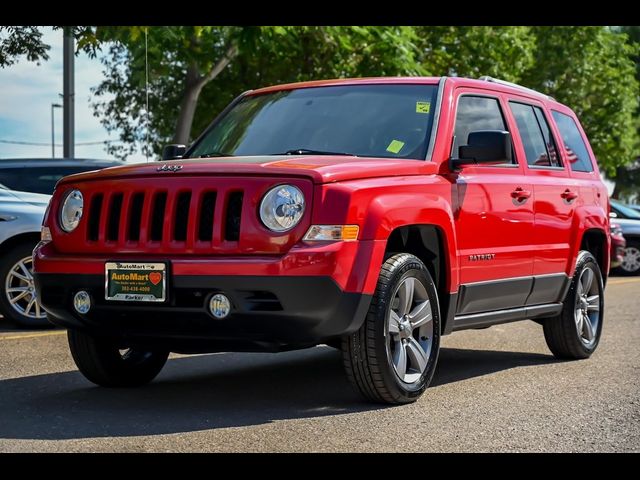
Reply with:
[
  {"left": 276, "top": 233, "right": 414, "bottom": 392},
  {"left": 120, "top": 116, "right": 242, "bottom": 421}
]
[{"left": 51, "top": 103, "right": 62, "bottom": 158}]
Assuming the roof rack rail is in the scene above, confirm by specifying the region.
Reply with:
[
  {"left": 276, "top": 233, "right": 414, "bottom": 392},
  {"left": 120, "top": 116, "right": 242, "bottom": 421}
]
[{"left": 478, "top": 76, "right": 555, "bottom": 101}]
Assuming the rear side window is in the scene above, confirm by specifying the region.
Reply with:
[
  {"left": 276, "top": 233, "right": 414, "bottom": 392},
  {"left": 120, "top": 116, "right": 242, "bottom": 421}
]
[
  {"left": 453, "top": 96, "right": 513, "bottom": 164},
  {"left": 509, "top": 102, "right": 560, "bottom": 168},
  {"left": 551, "top": 111, "right": 594, "bottom": 173}
]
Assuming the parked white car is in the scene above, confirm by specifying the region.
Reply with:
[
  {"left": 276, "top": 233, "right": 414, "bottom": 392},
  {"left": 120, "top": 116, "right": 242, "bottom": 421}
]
[{"left": 0, "top": 184, "right": 50, "bottom": 327}]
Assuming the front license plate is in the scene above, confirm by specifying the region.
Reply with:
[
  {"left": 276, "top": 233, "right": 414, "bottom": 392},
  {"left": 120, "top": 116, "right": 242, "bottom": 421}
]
[{"left": 105, "top": 262, "right": 166, "bottom": 302}]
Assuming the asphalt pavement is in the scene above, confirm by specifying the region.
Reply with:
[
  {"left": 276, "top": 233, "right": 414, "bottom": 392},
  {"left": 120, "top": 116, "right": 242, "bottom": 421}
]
[{"left": 1, "top": 277, "right": 638, "bottom": 452}]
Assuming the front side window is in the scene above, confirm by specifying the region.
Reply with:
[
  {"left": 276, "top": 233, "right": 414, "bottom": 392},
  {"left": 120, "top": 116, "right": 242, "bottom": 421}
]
[
  {"left": 551, "top": 110, "right": 594, "bottom": 172},
  {"left": 509, "top": 102, "right": 560, "bottom": 168},
  {"left": 452, "top": 95, "right": 513, "bottom": 165},
  {"left": 189, "top": 84, "right": 439, "bottom": 160}
]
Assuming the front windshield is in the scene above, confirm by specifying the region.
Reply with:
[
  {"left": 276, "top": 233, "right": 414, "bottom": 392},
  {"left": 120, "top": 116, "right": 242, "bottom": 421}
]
[{"left": 189, "top": 84, "right": 439, "bottom": 160}]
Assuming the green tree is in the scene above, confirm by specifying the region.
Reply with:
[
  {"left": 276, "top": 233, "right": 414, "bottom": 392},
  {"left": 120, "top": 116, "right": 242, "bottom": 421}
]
[
  {"left": 91, "top": 26, "right": 425, "bottom": 159},
  {"left": 0, "top": 26, "right": 50, "bottom": 67},
  {"left": 414, "top": 26, "right": 536, "bottom": 80},
  {"left": 611, "top": 26, "right": 640, "bottom": 201},
  {"left": 521, "top": 26, "right": 639, "bottom": 177}
]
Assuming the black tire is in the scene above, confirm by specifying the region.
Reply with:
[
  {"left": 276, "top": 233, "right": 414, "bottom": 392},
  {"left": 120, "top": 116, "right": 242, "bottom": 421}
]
[
  {"left": 342, "top": 253, "right": 441, "bottom": 404},
  {"left": 0, "top": 242, "right": 51, "bottom": 328},
  {"left": 615, "top": 240, "right": 640, "bottom": 276},
  {"left": 68, "top": 329, "right": 169, "bottom": 387},
  {"left": 543, "top": 251, "right": 604, "bottom": 359}
]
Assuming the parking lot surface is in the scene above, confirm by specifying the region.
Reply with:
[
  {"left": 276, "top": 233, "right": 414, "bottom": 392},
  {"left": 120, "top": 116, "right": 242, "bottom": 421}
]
[{"left": 1, "top": 277, "right": 638, "bottom": 452}]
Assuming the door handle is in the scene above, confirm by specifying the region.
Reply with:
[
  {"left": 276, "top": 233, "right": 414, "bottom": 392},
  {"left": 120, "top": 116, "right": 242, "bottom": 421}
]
[
  {"left": 561, "top": 189, "right": 578, "bottom": 203},
  {"left": 511, "top": 187, "right": 531, "bottom": 204}
]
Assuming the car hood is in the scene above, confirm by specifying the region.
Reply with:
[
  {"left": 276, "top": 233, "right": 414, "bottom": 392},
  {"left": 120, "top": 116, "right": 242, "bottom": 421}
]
[
  {"left": 57, "top": 155, "right": 439, "bottom": 185},
  {"left": 0, "top": 188, "right": 51, "bottom": 207},
  {"left": 614, "top": 217, "right": 640, "bottom": 235}
]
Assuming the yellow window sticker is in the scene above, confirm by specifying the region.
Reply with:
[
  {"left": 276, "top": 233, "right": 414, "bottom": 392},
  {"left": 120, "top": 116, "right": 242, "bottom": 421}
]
[
  {"left": 386, "top": 139, "right": 405, "bottom": 154},
  {"left": 416, "top": 101, "right": 431, "bottom": 114}
]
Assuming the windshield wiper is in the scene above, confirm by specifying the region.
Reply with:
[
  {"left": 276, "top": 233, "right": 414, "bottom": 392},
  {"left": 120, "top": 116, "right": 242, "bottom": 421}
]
[
  {"left": 199, "top": 151, "right": 234, "bottom": 158},
  {"left": 276, "top": 148, "right": 357, "bottom": 157}
]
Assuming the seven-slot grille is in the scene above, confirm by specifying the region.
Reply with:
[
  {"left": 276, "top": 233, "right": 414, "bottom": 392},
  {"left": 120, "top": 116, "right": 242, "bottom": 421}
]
[
  {"left": 82, "top": 180, "right": 244, "bottom": 251},
  {"left": 53, "top": 176, "right": 312, "bottom": 256}
]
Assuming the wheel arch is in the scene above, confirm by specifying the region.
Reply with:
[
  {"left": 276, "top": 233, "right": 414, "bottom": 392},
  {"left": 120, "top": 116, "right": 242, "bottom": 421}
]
[
  {"left": 382, "top": 224, "right": 456, "bottom": 335},
  {"left": 0, "top": 232, "right": 41, "bottom": 257},
  {"left": 579, "top": 228, "right": 609, "bottom": 281}
]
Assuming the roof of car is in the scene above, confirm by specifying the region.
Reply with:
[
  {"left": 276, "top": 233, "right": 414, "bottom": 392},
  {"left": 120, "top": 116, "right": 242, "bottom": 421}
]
[
  {"left": 249, "top": 76, "right": 444, "bottom": 96},
  {"left": 248, "top": 76, "right": 557, "bottom": 105},
  {"left": 0, "top": 158, "right": 124, "bottom": 169}
]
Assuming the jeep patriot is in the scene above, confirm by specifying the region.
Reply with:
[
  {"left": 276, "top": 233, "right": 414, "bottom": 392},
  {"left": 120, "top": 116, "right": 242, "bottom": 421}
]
[{"left": 34, "top": 76, "right": 610, "bottom": 404}]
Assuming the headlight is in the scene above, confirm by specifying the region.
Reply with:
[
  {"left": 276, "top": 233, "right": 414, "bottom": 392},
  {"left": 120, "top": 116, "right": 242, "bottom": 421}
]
[
  {"left": 59, "top": 189, "right": 83, "bottom": 232},
  {"left": 610, "top": 223, "right": 623, "bottom": 236},
  {"left": 259, "top": 184, "right": 305, "bottom": 232}
]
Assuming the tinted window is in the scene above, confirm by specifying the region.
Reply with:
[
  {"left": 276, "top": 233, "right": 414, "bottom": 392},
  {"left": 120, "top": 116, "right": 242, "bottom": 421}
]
[
  {"left": 452, "top": 96, "right": 512, "bottom": 164},
  {"left": 0, "top": 166, "right": 101, "bottom": 194},
  {"left": 533, "top": 108, "right": 560, "bottom": 167},
  {"left": 510, "top": 102, "right": 560, "bottom": 168},
  {"left": 189, "top": 84, "right": 439, "bottom": 160},
  {"left": 551, "top": 111, "right": 594, "bottom": 172}
]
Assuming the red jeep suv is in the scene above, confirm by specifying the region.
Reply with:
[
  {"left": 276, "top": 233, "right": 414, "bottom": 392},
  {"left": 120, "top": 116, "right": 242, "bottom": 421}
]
[{"left": 34, "top": 76, "right": 609, "bottom": 404}]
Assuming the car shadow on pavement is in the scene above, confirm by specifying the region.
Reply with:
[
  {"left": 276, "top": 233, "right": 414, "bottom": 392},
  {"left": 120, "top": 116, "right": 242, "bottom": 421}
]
[{"left": 0, "top": 346, "right": 556, "bottom": 440}]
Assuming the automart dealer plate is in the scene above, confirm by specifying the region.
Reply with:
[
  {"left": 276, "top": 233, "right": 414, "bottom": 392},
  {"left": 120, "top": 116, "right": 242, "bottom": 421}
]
[{"left": 105, "top": 262, "right": 166, "bottom": 302}]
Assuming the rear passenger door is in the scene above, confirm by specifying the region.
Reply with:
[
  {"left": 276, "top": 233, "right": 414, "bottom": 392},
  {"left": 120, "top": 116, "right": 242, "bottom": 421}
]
[
  {"left": 452, "top": 92, "right": 535, "bottom": 315},
  {"left": 508, "top": 98, "right": 575, "bottom": 303}
]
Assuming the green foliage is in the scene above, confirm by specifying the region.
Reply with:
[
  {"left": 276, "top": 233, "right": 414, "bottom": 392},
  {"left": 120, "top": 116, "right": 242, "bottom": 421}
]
[
  {"left": 1, "top": 26, "right": 638, "bottom": 175},
  {"left": 0, "top": 26, "right": 50, "bottom": 67},
  {"left": 414, "top": 26, "right": 536, "bottom": 80},
  {"left": 520, "top": 26, "right": 640, "bottom": 177}
]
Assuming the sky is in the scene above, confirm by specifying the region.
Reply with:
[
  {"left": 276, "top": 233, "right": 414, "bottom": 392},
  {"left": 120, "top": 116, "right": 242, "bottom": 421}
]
[{"left": 0, "top": 27, "right": 146, "bottom": 163}]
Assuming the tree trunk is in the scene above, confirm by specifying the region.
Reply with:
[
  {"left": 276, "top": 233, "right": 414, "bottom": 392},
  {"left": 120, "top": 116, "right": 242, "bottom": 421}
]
[
  {"left": 172, "top": 44, "right": 239, "bottom": 145},
  {"left": 173, "top": 63, "right": 202, "bottom": 145}
]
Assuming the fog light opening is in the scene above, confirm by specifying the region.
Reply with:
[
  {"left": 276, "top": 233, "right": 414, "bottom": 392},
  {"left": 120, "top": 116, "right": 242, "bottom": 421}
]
[
  {"left": 209, "top": 293, "right": 231, "bottom": 319},
  {"left": 73, "top": 291, "right": 92, "bottom": 314}
]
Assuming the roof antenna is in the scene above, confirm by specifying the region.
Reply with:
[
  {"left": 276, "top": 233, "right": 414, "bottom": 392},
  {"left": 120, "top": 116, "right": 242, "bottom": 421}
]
[{"left": 144, "top": 27, "right": 150, "bottom": 163}]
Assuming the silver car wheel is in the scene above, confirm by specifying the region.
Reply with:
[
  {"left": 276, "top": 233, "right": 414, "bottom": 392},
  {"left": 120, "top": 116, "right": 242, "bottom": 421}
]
[
  {"left": 386, "top": 276, "right": 433, "bottom": 384},
  {"left": 4, "top": 256, "right": 45, "bottom": 320},
  {"left": 621, "top": 246, "right": 640, "bottom": 273},
  {"left": 574, "top": 265, "right": 600, "bottom": 348}
]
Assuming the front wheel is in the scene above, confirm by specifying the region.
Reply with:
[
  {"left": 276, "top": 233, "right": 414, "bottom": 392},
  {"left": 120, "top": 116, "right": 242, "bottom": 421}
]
[
  {"left": 68, "top": 329, "right": 169, "bottom": 387},
  {"left": 342, "top": 253, "right": 441, "bottom": 404},
  {"left": 543, "top": 251, "right": 604, "bottom": 359},
  {"left": 0, "top": 243, "right": 50, "bottom": 328}
]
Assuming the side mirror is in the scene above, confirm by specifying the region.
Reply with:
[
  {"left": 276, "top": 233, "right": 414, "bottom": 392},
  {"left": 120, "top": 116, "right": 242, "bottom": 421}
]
[
  {"left": 609, "top": 212, "right": 618, "bottom": 219},
  {"left": 450, "top": 130, "right": 511, "bottom": 170},
  {"left": 162, "top": 144, "right": 186, "bottom": 161}
]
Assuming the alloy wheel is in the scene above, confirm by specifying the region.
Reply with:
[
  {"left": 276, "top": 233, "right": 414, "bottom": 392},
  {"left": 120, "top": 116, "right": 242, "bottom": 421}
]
[
  {"left": 574, "top": 265, "right": 601, "bottom": 348},
  {"left": 386, "top": 275, "right": 434, "bottom": 384},
  {"left": 4, "top": 256, "right": 45, "bottom": 320}
]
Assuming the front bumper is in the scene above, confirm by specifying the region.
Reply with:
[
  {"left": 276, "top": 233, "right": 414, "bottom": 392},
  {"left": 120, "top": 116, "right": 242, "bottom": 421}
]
[
  {"left": 32, "top": 240, "right": 383, "bottom": 352},
  {"left": 35, "top": 272, "right": 371, "bottom": 352}
]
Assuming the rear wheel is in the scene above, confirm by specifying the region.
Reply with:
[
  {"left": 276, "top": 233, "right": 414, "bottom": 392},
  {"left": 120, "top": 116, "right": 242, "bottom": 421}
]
[
  {"left": 68, "top": 329, "right": 169, "bottom": 387},
  {"left": 342, "top": 253, "right": 440, "bottom": 404},
  {"left": 0, "top": 243, "right": 50, "bottom": 328},
  {"left": 543, "top": 251, "right": 604, "bottom": 359}
]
